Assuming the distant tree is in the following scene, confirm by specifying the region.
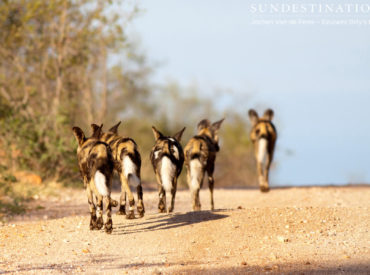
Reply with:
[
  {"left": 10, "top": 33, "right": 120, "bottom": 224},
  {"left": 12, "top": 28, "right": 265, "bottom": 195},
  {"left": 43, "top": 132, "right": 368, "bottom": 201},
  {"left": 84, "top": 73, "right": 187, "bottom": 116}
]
[{"left": 0, "top": 0, "right": 151, "bottom": 181}]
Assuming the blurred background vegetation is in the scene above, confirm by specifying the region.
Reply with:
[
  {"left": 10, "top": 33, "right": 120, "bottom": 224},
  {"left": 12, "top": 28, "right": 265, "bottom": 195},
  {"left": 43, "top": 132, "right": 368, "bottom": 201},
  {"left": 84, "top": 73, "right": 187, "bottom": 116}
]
[{"left": 0, "top": 0, "right": 257, "bottom": 216}]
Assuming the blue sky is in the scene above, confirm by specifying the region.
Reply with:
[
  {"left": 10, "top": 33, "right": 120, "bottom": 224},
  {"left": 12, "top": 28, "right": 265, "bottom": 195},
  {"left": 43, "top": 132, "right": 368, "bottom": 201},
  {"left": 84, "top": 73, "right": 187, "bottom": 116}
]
[{"left": 127, "top": 0, "right": 370, "bottom": 185}]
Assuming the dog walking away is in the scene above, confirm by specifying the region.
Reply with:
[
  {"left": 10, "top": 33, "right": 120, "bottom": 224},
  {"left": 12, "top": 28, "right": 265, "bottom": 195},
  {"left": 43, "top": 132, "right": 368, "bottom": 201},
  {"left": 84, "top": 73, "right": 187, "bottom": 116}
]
[
  {"left": 91, "top": 122, "right": 144, "bottom": 219},
  {"left": 72, "top": 124, "right": 117, "bottom": 233},
  {"left": 248, "top": 109, "right": 277, "bottom": 192},
  {"left": 150, "top": 126, "right": 185, "bottom": 213},
  {"left": 184, "top": 119, "right": 224, "bottom": 211}
]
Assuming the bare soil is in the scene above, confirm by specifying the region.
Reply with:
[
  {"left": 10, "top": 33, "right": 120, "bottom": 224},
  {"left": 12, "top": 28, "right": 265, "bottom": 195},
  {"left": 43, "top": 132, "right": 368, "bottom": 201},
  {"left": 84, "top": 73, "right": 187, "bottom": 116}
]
[{"left": 0, "top": 185, "right": 369, "bottom": 274}]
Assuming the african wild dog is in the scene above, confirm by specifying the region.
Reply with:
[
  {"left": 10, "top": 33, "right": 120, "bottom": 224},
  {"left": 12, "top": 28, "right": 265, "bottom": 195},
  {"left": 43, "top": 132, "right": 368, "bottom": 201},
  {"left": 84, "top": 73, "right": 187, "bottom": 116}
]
[
  {"left": 72, "top": 124, "right": 117, "bottom": 233},
  {"left": 91, "top": 122, "right": 144, "bottom": 219},
  {"left": 150, "top": 126, "right": 185, "bottom": 213},
  {"left": 248, "top": 109, "right": 277, "bottom": 192},
  {"left": 184, "top": 119, "right": 224, "bottom": 211}
]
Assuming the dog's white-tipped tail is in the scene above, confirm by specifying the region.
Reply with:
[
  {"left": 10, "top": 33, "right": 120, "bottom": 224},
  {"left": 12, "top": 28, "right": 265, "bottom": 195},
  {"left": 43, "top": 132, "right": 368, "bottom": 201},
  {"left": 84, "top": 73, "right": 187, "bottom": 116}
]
[
  {"left": 190, "top": 159, "right": 203, "bottom": 190},
  {"left": 161, "top": 157, "right": 176, "bottom": 193},
  {"left": 123, "top": 156, "right": 140, "bottom": 187},
  {"left": 94, "top": 171, "right": 109, "bottom": 196},
  {"left": 257, "top": 138, "right": 268, "bottom": 165},
  {"left": 128, "top": 173, "right": 140, "bottom": 187}
]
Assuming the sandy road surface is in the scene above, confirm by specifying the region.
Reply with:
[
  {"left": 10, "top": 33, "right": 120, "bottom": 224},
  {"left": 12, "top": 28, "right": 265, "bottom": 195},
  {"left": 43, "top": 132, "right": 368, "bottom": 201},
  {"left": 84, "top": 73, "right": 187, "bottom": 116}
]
[{"left": 0, "top": 186, "right": 369, "bottom": 274}]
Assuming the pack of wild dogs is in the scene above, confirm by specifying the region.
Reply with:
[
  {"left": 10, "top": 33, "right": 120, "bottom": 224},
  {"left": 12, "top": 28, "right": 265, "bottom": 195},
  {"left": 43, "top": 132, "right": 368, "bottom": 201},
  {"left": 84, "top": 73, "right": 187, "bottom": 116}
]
[{"left": 72, "top": 109, "right": 277, "bottom": 233}]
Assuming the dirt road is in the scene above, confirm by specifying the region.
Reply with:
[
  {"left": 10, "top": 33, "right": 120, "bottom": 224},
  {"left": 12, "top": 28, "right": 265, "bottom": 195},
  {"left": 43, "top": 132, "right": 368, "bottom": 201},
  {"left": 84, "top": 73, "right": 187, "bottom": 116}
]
[{"left": 0, "top": 186, "right": 369, "bottom": 274}]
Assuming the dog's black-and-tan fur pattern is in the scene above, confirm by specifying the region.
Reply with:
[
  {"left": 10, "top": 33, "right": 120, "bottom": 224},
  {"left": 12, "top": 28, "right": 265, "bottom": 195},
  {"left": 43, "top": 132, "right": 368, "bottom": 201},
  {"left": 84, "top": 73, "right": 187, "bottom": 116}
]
[
  {"left": 184, "top": 119, "right": 224, "bottom": 211},
  {"left": 91, "top": 122, "right": 144, "bottom": 219},
  {"left": 248, "top": 109, "right": 277, "bottom": 192},
  {"left": 72, "top": 125, "right": 117, "bottom": 233},
  {"left": 150, "top": 127, "right": 185, "bottom": 213}
]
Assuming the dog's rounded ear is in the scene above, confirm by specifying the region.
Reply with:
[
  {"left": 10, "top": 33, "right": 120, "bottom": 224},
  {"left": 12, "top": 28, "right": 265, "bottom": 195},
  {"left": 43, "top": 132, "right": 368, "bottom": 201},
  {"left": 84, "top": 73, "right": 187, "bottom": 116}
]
[
  {"left": 72, "top": 127, "right": 86, "bottom": 146},
  {"left": 108, "top": 121, "right": 121, "bottom": 134},
  {"left": 173, "top": 127, "right": 186, "bottom": 142},
  {"left": 91, "top": 123, "right": 100, "bottom": 135},
  {"left": 91, "top": 124, "right": 103, "bottom": 139},
  {"left": 263, "top": 109, "right": 274, "bottom": 121},
  {"left": 197, "top": 119, "right": 210, "bottom": 131},
  {"left": 211, "top": 118, "right": 225, "bottom": 132},
  {"left": 248, "top": 109, "right": 259, "bottom": 126},
  {"left": 151, "top": 126, "right": 163, "bottom": 140}
]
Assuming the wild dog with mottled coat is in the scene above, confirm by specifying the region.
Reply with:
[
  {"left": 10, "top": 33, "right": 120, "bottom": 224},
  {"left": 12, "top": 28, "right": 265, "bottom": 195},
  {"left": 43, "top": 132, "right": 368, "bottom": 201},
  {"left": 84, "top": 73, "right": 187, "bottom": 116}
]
[
  {"left": 150, "top": 126, "right": 185, "bottom": 213},
  {"left": 248, "top": 109, "right": 277, "bottom": 192},
  {"left": 184, "top": 119, "right": 224, "bottom": 211},
  {"left": 72, "top": 125, "right": 117, "bottom": 233},
  {"left": 91, "top": 122, "right": 144, "bottom": 219}
]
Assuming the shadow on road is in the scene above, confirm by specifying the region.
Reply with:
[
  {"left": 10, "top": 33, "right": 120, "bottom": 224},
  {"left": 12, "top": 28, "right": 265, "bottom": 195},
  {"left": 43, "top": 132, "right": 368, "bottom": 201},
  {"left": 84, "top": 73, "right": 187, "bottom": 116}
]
[
  {"left": 111, "top": 210, "right": 228, "bottom": 235},
  {"left": 0, "top": 254, "right": 118, "bottom": 274},
  {"left": 181, "top": 263, "right": 370, "bottom": 275},
  {"left": 2, "top": 257, "right": 369, "bottom": 275}
]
